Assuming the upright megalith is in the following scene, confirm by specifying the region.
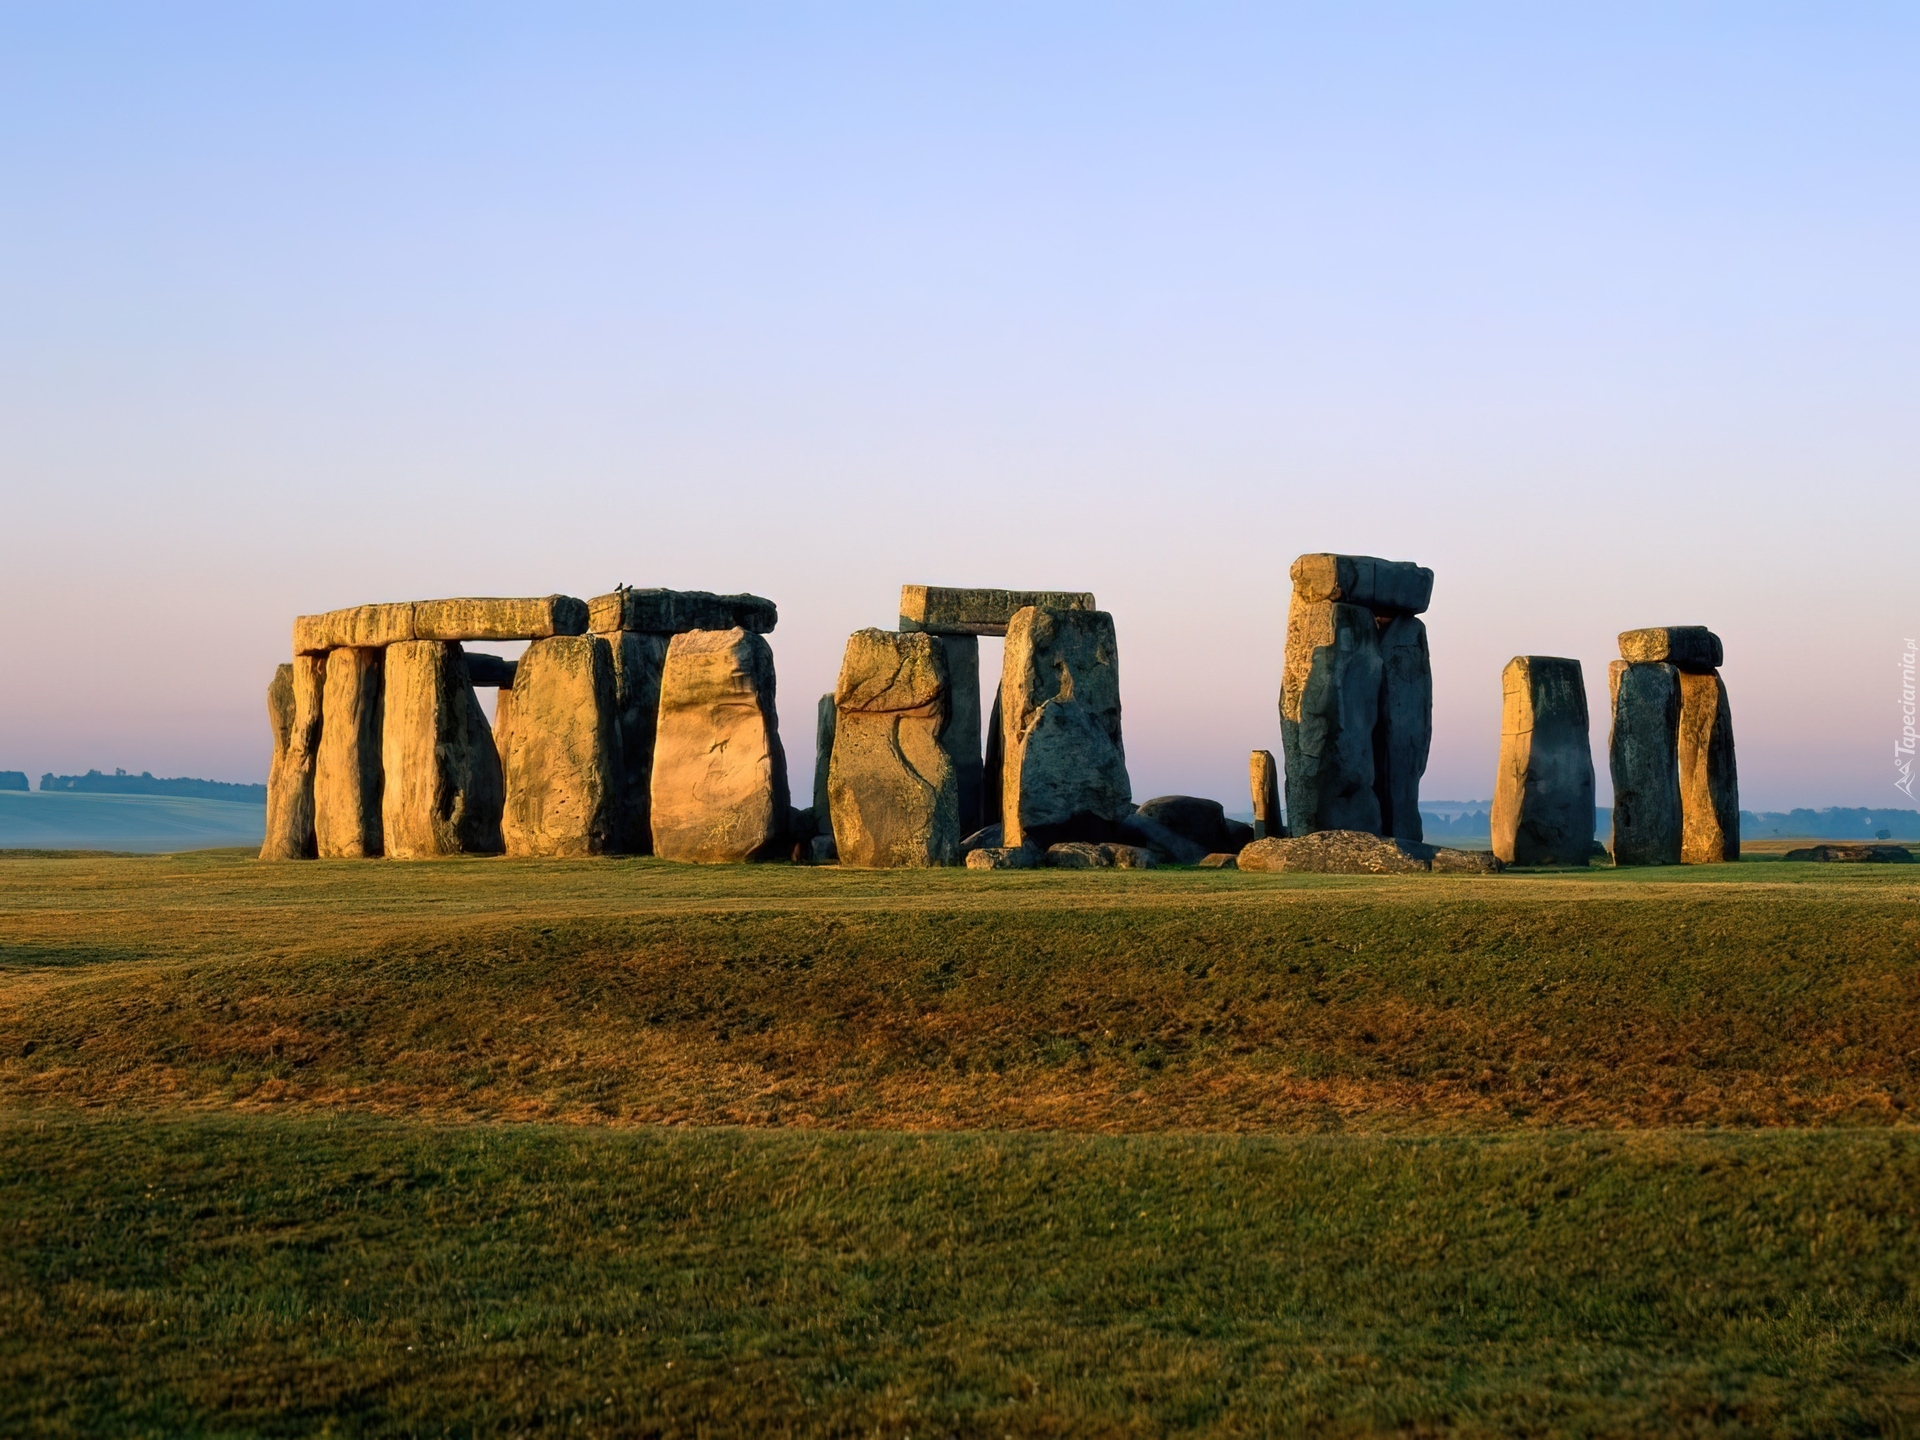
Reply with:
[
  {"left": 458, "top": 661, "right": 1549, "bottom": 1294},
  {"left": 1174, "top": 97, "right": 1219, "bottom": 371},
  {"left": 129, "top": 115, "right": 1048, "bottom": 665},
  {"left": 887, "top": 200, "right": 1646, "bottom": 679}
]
[
  {"left": 650, "top": 628, "right": 790, "bottom": 863},
  {"left": 381, "top": 640, "right": 505, "bottom": 859},
  {"left": 501, "top": 635, "right": 621, "bottom": 857},
  {"left": 1000, "top": 606, "right": 1131, "bottom": 849},
  {"left": 1678, "top": 670, "right": 1739, "bottom": 864},
  {"left": 1249, "top": 750, "right": 1283, "bottom": 839},
  {"left": 315, "top": 648, "right": 385, "bottom": 858},
  {"left": 934, "top": 635, "right": 984, "bottom": 835},
  {"left": 1491, "top": 656, "right": 1594, "bottom": 867},
  {"left": 982, "top": 688, "right": 1004, "bottom": 826},
  {"left": 1374, "top": 615, "right": 1431, "bottom": 841},
  {"left": 604, "top": 632, "right": 670, "bottom": 854},
  {"left": 812, "top": 693, "right": 836, "bottom": 821},
  {"left": 1608, "top": 659, "right": 1682, "bottom": 866},
  {"left": 261, "top": 656, "right": 324, "bottom": 860},
  {"left": 828, "top": 629, "right": 959, "bottom": 868},
  {"left": 1281, "top": 598, "right": 1383, "bottom": 835}
]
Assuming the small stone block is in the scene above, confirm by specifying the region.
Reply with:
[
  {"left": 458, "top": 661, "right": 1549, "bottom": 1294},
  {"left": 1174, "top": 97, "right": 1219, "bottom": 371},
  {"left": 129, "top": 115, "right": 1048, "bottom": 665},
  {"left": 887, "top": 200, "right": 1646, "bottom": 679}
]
[
  {"left": 1617, "top": 626, "right": 1723, "bottom": 673},
  {"left": 1288, "top": 554, "right": 1433, "bottom": 615}
]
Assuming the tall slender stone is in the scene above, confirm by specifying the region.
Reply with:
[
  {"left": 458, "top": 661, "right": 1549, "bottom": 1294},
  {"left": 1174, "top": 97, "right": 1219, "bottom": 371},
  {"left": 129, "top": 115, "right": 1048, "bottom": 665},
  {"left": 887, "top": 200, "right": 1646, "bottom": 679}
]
[
  {"left": 381, "top": 640, "right": 504, "bottom": 859},
  {"left": 315, "top": 648, "right": 385, "bottom": 858},
  {"left": 1678, "top": 670, "right": 1739, "bottom": 864},
  {"left": 982, "top": 688, "right": 1004, "bottom": 826},
  {"left": 1491, "top": 656, "right": 1594, "bottom": 867},
  {"left": 650, "top": 628, "right": 790, "bottom": 863},
  {"left": 935, "top": 634, "right": 984, "bottom": 836},
  {"left": 1608, "top": 660, "right": 1682, "bottom": 866},
  {"left": 828, "top": 629, "right": 959, "bottom": 867},
  {"left": 1281, "top": 598, "right": 1381, "bottom": 835},
  {"left": 1001, "top": 607, "right": 1131, "bottom": 849},
  {"left": 1373, "top": 615, "right": 1431, "bottom": 842},
  {"left": 501, "top": 635, "right": 621, "bottom": 857},
  {"left": 261, "top": 656, "right": 323, "bottom": 860},
  {"left": 606, "top": 632, "right": 670, "bottom": 854},
  {"left": 1249, "top": 750, "right": 1283, "bottom": 840},
  {"left": 812, "top": 693, "right": 836, "bottom": 821}
]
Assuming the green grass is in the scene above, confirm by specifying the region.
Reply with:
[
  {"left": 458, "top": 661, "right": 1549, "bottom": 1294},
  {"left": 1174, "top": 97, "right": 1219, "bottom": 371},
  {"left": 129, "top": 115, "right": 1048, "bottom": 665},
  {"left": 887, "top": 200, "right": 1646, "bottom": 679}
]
[{"left": 2, "top": 851, "right": 1918, "bottom": 1433}]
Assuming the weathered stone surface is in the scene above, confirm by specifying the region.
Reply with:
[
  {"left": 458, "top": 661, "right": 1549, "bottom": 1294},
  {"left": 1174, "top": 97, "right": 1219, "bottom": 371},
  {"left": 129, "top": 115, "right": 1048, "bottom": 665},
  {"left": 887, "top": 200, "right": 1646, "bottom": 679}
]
[
  {"left": 828, "top": 629, "right": 959, "bottom": 868},
  {"left": 1373, "top": 615, "right": 1431, "bottom": 841},
  {"left": 1490, "top": 656, "right": 1594, "bottom": 867},
  {"left": 261, "top": 657, "right": 323, "bottom": 860},
  {"left": 1135, "top": 796, "right": 1235, "bottom": 855},
  {"left": 812, "top": 694, "right": 836, "bottom": 823},
  {"left": 1237, "top": 830, "right": 1430, "bottom": 874},
  {"left": 1225, "top": 818, "right": 1256, "bottom": 849},
  {"left": 295, "top": 596, "right": 587, "bottom": 654},
  {"left": 1784, "top": 843, "right": 1913, "bottom": 863},
  {"left": 492, "top": 686, "right": 516, "bottom": 788},
  {"left": 1044, "top": 842, "right": 1154, "bottom": 869},
  {"left": 315, "top": 648, "right": 385, "bottom": 858},
  {"left": 960, "top": 823, "right": 1003, "bottom": 854},
  {"left": 650, "top": 628, "right": 790, "bottom": 863},
  {"left": 1281, "top": 599, "right": 1382, "bottom": 836},
  {"left": 381, "top": 641, "right": 504, "bottom": 858},
  {"left": 606, "top": 632, "right": 670, "bottom": 854},
  {"left": 1608, "top": 660, "right": 1682, "bottom": 866},
  {"left": 1118, "top": 810, "right": 1208, "bottom": 865},
  {"left": 464, "top": 653, "right": 518, "bottom": 688},
  {"left": 936, "top": 635, "right": 984, "bottom": 835},
  {"left": 966, "top": 843, "right": 1039, "bottom": 870},
  {"left": 500, "top": 635, "right": 621, "bottom": 857},
  {"left": 1431, "top": 847, "right": 1504, "bottom": 875},
  {"left": 898, "top": 586, "right": 1096, "bottom": 637},
  {"left": 982, "top": 688, "right": 1004, "bottom": 824},
  {"left": 1288, "top": 555, "right": 1433, "bottom": 615},
  {"left": 1198, "top": 853, "right": 1239, "bottom": 869},
  {"left": 1001, "top": 607, "right": 1132, "bottom": 849},
  {"left": 1678, "top": 670, "right": 1739, "bottom": 865},
  {"left": 1619, "top": 626, "right": 1723, "bottom": 673},
  {"left": 1249, "top": 750, "right": 1283, "bottom": 839},
  {"left": 587, "top": 588, "right": 777, "bottom": 636}
]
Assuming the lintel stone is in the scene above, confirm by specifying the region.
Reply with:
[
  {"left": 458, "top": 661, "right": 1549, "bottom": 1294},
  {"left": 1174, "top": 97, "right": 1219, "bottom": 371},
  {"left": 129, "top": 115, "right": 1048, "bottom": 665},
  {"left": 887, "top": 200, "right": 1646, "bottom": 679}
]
[
  {"left": 587, "top": 588, "right": 777, "bottom": 636},
  {"left": 1288, "top": 555, "right": 1433, "bottom": 615},
  {"left": 1618, "top": 626, "right": 1723, "bottom": 673},
  {"left": 898, "top": 586, "right": 1096, "bottom": 637},
  {"left": 295, "top": 596, "right": 588, "bottom": 654}
]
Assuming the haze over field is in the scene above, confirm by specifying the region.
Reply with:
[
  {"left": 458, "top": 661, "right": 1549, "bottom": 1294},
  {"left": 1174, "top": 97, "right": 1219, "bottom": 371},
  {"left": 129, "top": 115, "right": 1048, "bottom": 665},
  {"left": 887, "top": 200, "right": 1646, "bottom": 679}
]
[{"left": 1, "top": 5, "right": 1913, "bottom": 810}]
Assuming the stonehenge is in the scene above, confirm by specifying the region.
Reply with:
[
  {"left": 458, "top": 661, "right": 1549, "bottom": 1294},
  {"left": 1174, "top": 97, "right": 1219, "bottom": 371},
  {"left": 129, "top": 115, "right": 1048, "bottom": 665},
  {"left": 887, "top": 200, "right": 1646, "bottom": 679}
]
[
  {"left": 381, "top": 640, "right": 505, "bottom": 859},
  {"left": 314, "top": 647, "right": 385, "bottom": 858},
  {"left": 1608, "top": 627, "right": 1737, "bottom": 865},
  {"left": 1491, "top": 657, "right": 1595, "bottom": 867},
  {"left": 260, "top": 657, "right": 322, "bottom": 861},
  {"left": 1000, "top": 606, "right": 1132, "bottom": 849},
  {"left": 827, "top": 629, "right": 959, "bottom": 868},
  {"left": 650, "top": 628, "right": 790, "bottom": 863},
  {"left": 500, "top": 636, "right": 620, "bottom": 857}
]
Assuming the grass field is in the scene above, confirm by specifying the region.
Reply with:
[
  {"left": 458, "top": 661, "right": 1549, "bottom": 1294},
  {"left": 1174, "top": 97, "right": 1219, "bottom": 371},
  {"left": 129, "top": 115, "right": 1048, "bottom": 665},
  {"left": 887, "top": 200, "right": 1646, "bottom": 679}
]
[{"left": 2, "top": 850, "right": 1917, "bottom": 1434}]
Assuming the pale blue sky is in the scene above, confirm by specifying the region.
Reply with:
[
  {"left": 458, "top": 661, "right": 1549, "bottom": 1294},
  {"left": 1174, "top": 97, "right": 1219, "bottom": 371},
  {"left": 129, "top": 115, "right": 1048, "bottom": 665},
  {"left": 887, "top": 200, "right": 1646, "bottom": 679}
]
[{"left": 1, "top": 4, "right": 1912, "bottom": 810}]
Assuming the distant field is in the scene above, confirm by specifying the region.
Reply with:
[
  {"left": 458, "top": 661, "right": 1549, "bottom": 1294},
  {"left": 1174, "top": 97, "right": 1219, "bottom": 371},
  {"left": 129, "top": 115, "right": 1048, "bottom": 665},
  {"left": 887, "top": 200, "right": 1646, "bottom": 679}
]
[
  {"left": 0, "top": 791, "right": 263, "bottom": 852},
  {"left": 1, "top": 852, "right": 1916, "bottom": 1433}
]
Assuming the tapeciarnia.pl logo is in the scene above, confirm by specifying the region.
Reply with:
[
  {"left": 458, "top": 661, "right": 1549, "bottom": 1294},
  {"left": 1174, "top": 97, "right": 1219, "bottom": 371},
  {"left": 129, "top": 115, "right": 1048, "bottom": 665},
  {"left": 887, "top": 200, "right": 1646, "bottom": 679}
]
[{"left": 1900, "top": 638, "right": 1917, "bottom": 798}]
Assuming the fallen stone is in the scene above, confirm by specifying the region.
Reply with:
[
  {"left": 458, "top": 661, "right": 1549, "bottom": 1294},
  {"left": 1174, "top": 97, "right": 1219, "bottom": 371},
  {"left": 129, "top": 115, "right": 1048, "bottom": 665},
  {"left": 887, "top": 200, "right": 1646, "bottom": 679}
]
[
  {"left": 935, "top": 635, "right": 985, "bottom": 835},
  {"left": 650, "top": 628, "right": 790, "bottom": 863},
  {"left": 1238, "top": 830, "right": 1429, "bottom": 874},
  {"left": 1608, "top": 661, "right": 1682, "bottom": 866},
  {"left": 464, "top": 652, "right": 518, "bottom": 688},
  {"left": 812, "top": 694, "right": 836, "bottom": 824},
  {"left": 1288, "top": 554, "right": 1433, "bottom": 615},
  {"left": 1135, "top": 795, "right": 1235, "bottom": 855},
  {"left": 587, "top": 588, "right": 777, "bottom": 636},
  {"left": 966, "top": 843, "right": 1039, "bottom": 870},
  {"left": 826, "top": 629, "right": 959, "bottom": 868},
  {"left": 315, "top": 647, "right": 385, "bottom": 858},
  {"left": 1118, "top": 810, "right": 1208, "bottom": 865},
  {"left": 960, "top": 823, "right": 1004, "bottom": 854},
  {"left": 261, "top": 656, "right": 323, "bottom": 860},
  {"left": 1198, "top": 853, "right": 1238, "bottom": 869},
  {"left": 381, "top": 640, "right": 505, "bottom": 858},
  {"left": 605, "top": 631, "right": 670, "bottom": 854},
  {"left": 500, "top": 635, "right": 621, "bottom": 857},
  {"left": 295, "top": 596, "right": 588, "bottom": 654},
  {"left": 1001, "top": 607, "right": 1132, "bottom": 849},
  {"left": 1044, "top": 841, "right": 1155, "bottom": 869},
  {"left": 1490, "top": 656, "right": 1594, "bottom": 867},
  {"left": 1618, "top": 626, "right": 1723, "bottom": 673},
  {"left": 1783, "top": 843, "right": 1913, "bottom": 863},
  {"left": 1281, "top": 599, "right": 1382, "bottom": 836},
  {"left": 1431, "top": 848, "right": 1504, "bottom": 875},
  {"left": 1678, "top": 670, "right": 1740, "bottom": 864},
  {"left": 1373, "top": 615, "right": 1432, "bottom": 842},
  {"left": 1249, "top": 749, "right": 1283, "bottom": 839},
  {"left": 898, "top": 585, "right": 1096, "bottom": 637}
]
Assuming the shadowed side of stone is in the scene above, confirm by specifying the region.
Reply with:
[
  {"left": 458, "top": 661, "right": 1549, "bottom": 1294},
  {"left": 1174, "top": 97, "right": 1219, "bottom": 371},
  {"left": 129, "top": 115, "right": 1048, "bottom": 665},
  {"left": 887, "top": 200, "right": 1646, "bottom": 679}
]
[
  {"left": 1608, "top": 660, "right": 1682, "bottom": 866},
  {"left": 1678, "top": 670, "right": 1739, "bottom": 864},
  {"left": 1288, "top": 555, "right": 1433, "bottom": 615},
  {"left": 828, "top": 629, "right": 959, "bottom": 868},
  {"left": 606, "top": 632, "right": 670, "bottom": 855},
  {"left": 380, "top": 640, "right": 504, "bottom": 859},
  {"left": 812, "top": 694, "right": 836, "bottom": 825},
  {"left": 1281, "top": 599, "right": 1382, "bottom": 836},
  {"left": 1373, "top": 615, "right": 1431, "bottom": 842},
  {"left": 935, "top": 635, "right": 984, "bottom": 836},
  {"left": 315, "top": 648, "right": 385, "bottom": 859},
  {"left": 650, "top": 628, "right": 790, "bottom": 864},
  {"left": 501, "top": 635, "right": 621, "bottom": 857},
  {"left": 1618, "top": 626, "right": 1723, "bottom": 673},
  {"left": 1249, "top": 750, "right": 1283, "bottom": 839},
  {"left": 260, "top": 658, "right": 322, "bottom": 860},
  {"left": 1000, "top": 607, "right": 1132, "bottom": 850},
  {"left": 1238, "top": 830, "right": 1503, "bottom": 875},
  {"left": 1491, "top": 656, "right": 1594, "bottom": 867}
]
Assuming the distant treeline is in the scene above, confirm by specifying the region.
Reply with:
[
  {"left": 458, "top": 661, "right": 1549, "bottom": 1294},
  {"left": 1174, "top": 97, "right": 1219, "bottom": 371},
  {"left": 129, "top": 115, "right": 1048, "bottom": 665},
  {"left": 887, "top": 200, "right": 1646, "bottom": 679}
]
[
  {"left": 1418, "top": 806, "right": 1920, "bottom": 840},
  {"left": 37, "top": 770, "right": 267, "bottom": 804},
  {"left": 0, "top": 771, "right": 27, "bottom": 792}
]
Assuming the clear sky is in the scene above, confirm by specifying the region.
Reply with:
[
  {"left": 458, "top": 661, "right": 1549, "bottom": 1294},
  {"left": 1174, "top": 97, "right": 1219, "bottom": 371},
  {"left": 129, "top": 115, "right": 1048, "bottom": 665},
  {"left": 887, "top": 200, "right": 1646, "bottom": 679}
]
[{"left": 2, "top": 4, "right": 1912, "bottom": 812}]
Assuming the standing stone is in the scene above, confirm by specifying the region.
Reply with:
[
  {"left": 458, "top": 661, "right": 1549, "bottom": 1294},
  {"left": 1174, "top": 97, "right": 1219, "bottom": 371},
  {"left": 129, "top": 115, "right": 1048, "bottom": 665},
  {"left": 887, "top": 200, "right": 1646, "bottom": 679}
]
[
  {"left": 1000, "top": 607, "right": 1132, "bottom": 849},
  {"left": 1281, "top": 599, "right": 1382, "bottom": 836},
  {"left": 381, "top": 640, "right": 505, "bottom": 859},
  {"left": 1678, "top": 671, "right": 1739, "bottom": 864},
  {"left": 1608, "top": 660, "right": 1682, "bottom": 866},
  {"left": 827, "top": 629, "right": 959, "bottom": 867},
  {"left": 315, "top": 648, "right": 385, "bottom": 858},
  {"left": 605, "top": 632, "right": 671, "bottom": 855},
  {"left": 982, "top": 688, "right": 1004, "bottom": 825},
  {"left": 492, "top": 685, "right": 516, "bottom": 788},
  {"left": 812, "top": 693, "right": 836, "bottom": 821},
  {"left": 650, "top": 628, "right": 790, "bottom": 863},
  {"left": 501, "top": 635, "right": 621, "bottom": 857},
  {"left": 1249, "top": 750, "right": 1283, "bottom": 839},
  {"left": 935, "top": 634, "right": 984, "bottom": 836},
  {"left": 1491, "top": 656, "right": 1594, "bottom": 867},
  {"left": 1373, "top": 615, "right": 1431, "bottom": 842},
  {"left": 261, "top": 656, "right": 323, "bottom": 860}
]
